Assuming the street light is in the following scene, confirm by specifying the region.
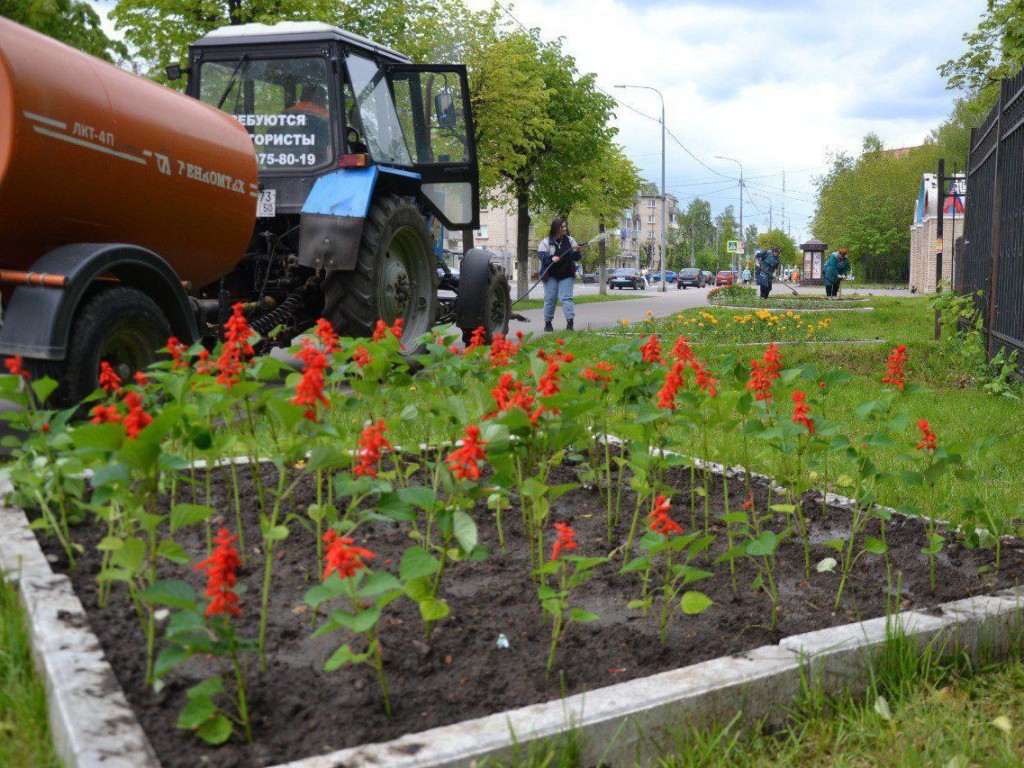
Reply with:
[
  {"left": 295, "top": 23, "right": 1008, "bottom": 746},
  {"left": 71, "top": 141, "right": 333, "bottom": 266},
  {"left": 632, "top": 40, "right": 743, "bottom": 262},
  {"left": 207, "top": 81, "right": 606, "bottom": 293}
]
[
  {"left": 616, "top": 83, "right": 666, "bottom": 292},
  {"left": 715, "top": 155, "right": 743, "bottom": 271}
]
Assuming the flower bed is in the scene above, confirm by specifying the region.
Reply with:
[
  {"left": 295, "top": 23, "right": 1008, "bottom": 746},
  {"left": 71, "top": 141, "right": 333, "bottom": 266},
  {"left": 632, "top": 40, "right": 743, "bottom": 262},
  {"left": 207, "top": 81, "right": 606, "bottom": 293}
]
[
  {"left": 620, "top": 307, "right": 834, "bottom": 343},
  {"left": 1, "top": 312, "right": 1014, "bottom": 766},
  {"left": 709, "top": 284, "right": 868, "bottom": 310}
]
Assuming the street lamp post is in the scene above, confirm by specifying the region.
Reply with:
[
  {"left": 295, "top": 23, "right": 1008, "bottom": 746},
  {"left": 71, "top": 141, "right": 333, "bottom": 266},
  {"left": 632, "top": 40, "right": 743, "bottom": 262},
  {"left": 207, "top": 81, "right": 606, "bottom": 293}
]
[
  {"left": 617, "top": 83, "right": 666, "bottom": 292},
  {"left": 715, "top": 155, "right": 743, "bottom": 271}
]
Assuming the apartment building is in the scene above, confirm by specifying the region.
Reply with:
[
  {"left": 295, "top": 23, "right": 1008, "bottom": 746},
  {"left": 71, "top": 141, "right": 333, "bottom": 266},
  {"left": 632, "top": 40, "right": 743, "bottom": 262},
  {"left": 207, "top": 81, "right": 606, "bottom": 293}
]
[
  {"left": 618, "top": 192, "right": 680, "bottom": 270},
  {"left": 444, "top": 198, "right": 530, "bottom": 279}
]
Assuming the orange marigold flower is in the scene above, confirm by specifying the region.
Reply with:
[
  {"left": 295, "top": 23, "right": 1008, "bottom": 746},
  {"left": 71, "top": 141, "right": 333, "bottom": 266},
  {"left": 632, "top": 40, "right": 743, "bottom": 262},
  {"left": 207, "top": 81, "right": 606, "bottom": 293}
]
[
  {"left": 3, "top": 356, "right": 28, "bottom": 380},
  {"left": 322, "top": 530, "right": 375, "bottom": 582},
  {"left": 194, "top": 528, "right": 242, "bottom": 618},
  {"left": 791, "top": 390, "right": 814, "bottom": 433},
  {"left": 916, "top": 418, "right": 937, "bottom": 452},
  {"left": 353, "top": 420, "right": 391, "bottom": 478},
  {"left": 648, "top": 495, "right": 683, "bottom": 537},
  {"left": 90, "top": 404, "right": 121, "bottom": 425},
  {"left": 99, "top": 361, "right": 122, "bottom": 395},
  {"left": 883, "top": 344, "right": 908, "bottom": 391},
  {"left": 122, "top": 391, "right": 152, "bottom": 439},
  {"left": 551, "top": 521, "right": 577, "bottom": 561},
  {"left": 640, "top": 334, "right": 664, "bottom": 364},
  {"left": 446, "top": 424, "right": 487, "bottom": 481}
]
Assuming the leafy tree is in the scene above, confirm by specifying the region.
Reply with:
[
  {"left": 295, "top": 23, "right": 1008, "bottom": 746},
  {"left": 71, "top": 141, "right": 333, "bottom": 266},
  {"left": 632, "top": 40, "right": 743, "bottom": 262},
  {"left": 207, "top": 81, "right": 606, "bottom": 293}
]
[
  {"left": 939, "top": 0, "right": 1024, "bottom": 104},
  {"left": 2, "top": 0, "right": 126, "bottom": 61},
  {"left": 754, "top": 229, "right": 798, "bottom": 264},
  {"left": 744, "top": 224, "right": 759, "bottom": 252}
]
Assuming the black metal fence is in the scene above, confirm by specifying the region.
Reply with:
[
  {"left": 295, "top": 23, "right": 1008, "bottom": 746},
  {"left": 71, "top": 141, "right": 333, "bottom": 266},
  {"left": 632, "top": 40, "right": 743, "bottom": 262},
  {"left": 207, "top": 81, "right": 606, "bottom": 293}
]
[{"left": 961, "top": 68, "right": 1024, "bottom": 359}]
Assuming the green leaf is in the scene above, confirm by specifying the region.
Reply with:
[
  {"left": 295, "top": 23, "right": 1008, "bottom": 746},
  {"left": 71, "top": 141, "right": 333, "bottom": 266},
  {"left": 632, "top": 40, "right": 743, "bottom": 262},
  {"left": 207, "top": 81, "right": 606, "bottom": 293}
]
[
  {"left": 170, "top": 503, "right": 215, "bottom": 534},
  {"left": 70, "top": 422, "right": 124, "bottom": 451},
  {"left": 330, "top": 606, "right": 381, "bottom": 634},
  {"left": 262, "top": 525, "right": 289, "bottom": 542},
  {"left": 177, "top": 696, "right": 216, "bottom": 730},
  {"left": 824, "top": 538, "right": 846, "bottom": 552},
  {"left": 154, "top": 645, "right": 191, "bottom": 678},
  {"left": 307, "top": 445, "right": 348, "bottom": 471},
  {"left": 157, "top": 539, "right": 190, "bottom": 565},
  {"left": 569, "top": 608, "right": 599, "bottom": 623},
  {"left": 745, "top": 530, "right": 780, "bottom": 557},
  {"left": 681, "top": 591, "right": 713, "bottom": 614},
  {"left": 30, "top": 377, "right": 59, "bottom": 406},
  {"left": 324, "top": 644, "right": 371, "bottom": 671},
  {"left": 418, "top": 597, "right": 450, "bottom": 622},
  {"left": 400, "top": 546, "right": 440, "bottom": 581},
  {"left": 187, "top": 675, "right": 224, "bottom": 701},
  {"left": 452, "top": 510, "right": 478, "bottom": 553},
  {"left": 356, "top": 571, "right": 402, "bottom": 598},
  {"left": 627, "top": 598, "right": 653, "bottom": 610},
  {"left": 139, "top": 579, "right": 196, "bottom": 611},
  {"left": 863, "top": 536, "right": 887, "bottom": 555},
  {"left": 898, "top": 470, "right": 924, "bottom": 487},
  {"left": 197, "top": 715, "right": 233, "bottom": 745},
  {"left": 398, "top": 486, "right": 436, "bottom": 510},
  {"left": 110, "top": 537, "right": 145, "bottom": 573}
]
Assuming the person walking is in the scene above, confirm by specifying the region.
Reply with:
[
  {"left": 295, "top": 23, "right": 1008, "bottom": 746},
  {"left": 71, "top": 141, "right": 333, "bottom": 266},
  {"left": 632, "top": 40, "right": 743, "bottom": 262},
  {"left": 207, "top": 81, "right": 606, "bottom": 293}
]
[
  {"left": 822, "top": 248, "right": 850, "bottom": 299},
  {"left": 537, "top": 217, "right": 581, "bottom": 332},
  {"left": 755, "top": 247, "right": 781, "bottom": 299}
]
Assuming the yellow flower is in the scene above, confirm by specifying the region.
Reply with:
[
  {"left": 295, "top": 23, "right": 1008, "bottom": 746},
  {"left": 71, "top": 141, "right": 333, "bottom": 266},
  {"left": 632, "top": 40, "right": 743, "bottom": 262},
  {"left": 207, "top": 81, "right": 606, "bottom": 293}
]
[{"left": 621, "top": 318, "right": 630, "bottom": 326}]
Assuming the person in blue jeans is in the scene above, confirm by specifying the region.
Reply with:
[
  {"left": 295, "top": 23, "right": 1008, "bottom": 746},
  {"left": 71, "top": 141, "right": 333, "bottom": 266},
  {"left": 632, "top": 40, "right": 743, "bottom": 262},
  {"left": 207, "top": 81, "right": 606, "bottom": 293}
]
[{"left": 537, "top": 217, "right": 581, "bottom": 332}]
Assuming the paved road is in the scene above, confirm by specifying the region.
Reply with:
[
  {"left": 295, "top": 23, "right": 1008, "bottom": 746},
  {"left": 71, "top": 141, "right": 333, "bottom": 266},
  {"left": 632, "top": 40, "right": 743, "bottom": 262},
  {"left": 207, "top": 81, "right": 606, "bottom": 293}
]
[{"left": 509, "top": 282, "right": 713, "bottom": 334}]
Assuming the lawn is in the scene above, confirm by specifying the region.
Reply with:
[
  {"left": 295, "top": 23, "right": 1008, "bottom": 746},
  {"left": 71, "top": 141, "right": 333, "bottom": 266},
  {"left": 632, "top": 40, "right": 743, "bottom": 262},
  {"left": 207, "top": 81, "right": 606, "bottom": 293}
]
[
  {"left": 708, "top": 284, "right": 869, "bottom": 310},
  {"left": 511, "top": 291, "right": 636, "bottom": 311}
]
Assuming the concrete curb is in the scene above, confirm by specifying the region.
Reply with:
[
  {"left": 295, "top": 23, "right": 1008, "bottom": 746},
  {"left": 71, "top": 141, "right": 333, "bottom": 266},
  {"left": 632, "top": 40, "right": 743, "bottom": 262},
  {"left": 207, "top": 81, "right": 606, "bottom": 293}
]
[
  {"left": 2, "top": 459, "right": 1021, "bottom": 768},
  {"left": 710, "top": 304, "right": 874, "bottom": 312},
  {"left": 0, "top": 480, "right": 160, "bottom": 768}
]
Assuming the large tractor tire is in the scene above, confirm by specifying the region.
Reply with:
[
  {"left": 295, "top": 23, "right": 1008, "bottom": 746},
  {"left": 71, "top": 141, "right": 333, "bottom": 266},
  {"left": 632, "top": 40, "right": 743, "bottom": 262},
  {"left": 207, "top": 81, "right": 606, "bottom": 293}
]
[
  {"left": 25, "top": 286, "right": 171, "bottom": 406},
  {"left": 323, "top": 195, "right": 437, "bottom": 355},
  {"left": 455, "top": 249, "right": 511, "bottom": 345}
]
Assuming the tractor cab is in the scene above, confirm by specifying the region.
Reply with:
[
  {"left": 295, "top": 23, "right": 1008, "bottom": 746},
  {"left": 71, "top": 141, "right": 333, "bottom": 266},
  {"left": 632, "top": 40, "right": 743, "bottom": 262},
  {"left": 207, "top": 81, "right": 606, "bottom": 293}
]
[{"left": 186, "top": 22, "right": 479, "bottom": 231}]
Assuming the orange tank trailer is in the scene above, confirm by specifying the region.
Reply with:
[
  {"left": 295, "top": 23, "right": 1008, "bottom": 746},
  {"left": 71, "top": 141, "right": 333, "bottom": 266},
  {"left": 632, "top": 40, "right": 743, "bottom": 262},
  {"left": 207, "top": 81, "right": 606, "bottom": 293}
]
[{"left": 0, "top": 18, "right": 258, "bottom": 290}]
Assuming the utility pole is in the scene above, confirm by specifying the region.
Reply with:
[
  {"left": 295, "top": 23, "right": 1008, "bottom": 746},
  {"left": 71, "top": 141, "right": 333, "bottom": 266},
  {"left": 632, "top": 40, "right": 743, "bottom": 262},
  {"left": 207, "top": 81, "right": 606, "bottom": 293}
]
[
  {"left": 716, "top": 155, "right": 743, "bottom": 272},
  {"left": 781, "top": 170, "right": 785, "bottom": 237},
  {"left": 690, "top": 220, "right": 695, "bottom": 268}
]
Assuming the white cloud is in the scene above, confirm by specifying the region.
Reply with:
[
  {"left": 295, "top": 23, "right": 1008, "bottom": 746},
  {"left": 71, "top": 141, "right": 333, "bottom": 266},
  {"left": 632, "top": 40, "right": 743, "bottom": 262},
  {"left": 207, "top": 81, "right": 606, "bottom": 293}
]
[{"left": 470, "top": 0, "right": 986, "bottom": 243}]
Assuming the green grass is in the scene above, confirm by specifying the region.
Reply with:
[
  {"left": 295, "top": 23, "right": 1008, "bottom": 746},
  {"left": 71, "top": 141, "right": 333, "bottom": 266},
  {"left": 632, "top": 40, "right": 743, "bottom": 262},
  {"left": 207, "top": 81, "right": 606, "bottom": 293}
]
[
  {"left": 0, "top": 578, "right": 60, "bottom": 768},
  {"left": 709, "top": 285, "right": 867, "bottom": 310},
  {"left": 512, "top": 292, "right": 637, "bottom": 311}
]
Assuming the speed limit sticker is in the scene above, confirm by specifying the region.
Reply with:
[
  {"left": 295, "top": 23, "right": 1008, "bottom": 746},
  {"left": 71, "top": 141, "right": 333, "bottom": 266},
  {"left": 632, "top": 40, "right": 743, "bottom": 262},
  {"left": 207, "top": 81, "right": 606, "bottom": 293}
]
[{"left": 256, "top": 189, "right": 276, "bottom": 218}]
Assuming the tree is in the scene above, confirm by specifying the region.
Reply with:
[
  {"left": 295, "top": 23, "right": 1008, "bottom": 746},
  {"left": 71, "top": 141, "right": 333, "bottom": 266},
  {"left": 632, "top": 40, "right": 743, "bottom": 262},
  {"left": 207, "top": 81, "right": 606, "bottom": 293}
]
[
  {"left": 744, "top": 224, "right": 759, "bottom": 251},
  {"left": 576, "top": 143, "right": 643, "bottom": 293},
  {"left": 939, "top": 0, "right": 1024, "bottom": 105},
  {"left": 2, "top": 0, "right": 126, "bottom": 61},
  {"left": 669, "top": 198, "right": 714, "bottom": 271},
  {"left": 754, "top": 229, "right": 798, "bottom": 265}
]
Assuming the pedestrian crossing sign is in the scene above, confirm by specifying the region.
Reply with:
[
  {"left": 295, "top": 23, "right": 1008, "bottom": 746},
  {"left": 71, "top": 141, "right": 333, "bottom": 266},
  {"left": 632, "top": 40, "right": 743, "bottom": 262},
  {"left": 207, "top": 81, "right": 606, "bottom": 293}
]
[{"left": 727, "top": 240, "right": 744, "bottom": 255}]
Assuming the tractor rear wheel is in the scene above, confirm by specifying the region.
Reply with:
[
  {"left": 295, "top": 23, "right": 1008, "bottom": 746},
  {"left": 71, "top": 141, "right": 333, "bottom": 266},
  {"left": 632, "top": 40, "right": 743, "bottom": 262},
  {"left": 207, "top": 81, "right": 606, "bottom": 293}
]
[{"left": 323, "top": 195, "right": 437, "bottom": 355}]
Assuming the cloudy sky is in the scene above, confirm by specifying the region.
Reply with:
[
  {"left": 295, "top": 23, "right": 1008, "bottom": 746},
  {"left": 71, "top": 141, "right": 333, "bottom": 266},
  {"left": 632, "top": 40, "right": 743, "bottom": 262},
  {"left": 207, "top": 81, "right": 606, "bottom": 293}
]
[
  {"left": 90, "top": 0, "right": 984, "bottom": 242},
  {"left": 464, "top": 0, "right": 986, "bottom": 243}
]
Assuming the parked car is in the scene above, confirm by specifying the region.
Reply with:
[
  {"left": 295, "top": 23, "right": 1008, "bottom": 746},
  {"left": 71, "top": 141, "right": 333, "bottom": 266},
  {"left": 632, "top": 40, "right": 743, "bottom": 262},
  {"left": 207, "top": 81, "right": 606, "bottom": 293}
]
[
  {"left": 582, "top": 272, "right": 599, "bottom": 284},
  {"left": 676, "top": 268, "right": 704, "bottom": 289},
  {"left": 702, "top": 270, "right": 714, "bottom": 285},
  {"left": 649, "top": 270, "right": 677, "bottom": 284},
  {"left": 608, "top": 268, "right": 647, "bottom": 290},
  {"left": 715, "top": 270, "right": 735, "bottom": 286}
]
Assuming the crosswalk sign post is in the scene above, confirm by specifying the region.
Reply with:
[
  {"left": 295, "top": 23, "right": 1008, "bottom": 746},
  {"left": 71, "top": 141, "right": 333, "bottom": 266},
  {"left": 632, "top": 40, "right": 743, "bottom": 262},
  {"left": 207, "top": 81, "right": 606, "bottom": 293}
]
[{"left": 727, "top": 240, "right": 744, "bottom": 270}]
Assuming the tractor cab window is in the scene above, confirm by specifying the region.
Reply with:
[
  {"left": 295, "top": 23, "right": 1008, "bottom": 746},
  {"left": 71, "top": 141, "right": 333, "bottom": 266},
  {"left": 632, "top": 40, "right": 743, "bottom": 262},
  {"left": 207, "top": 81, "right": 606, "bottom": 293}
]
[
  {"left": 389, "top": 70, "right": 468, "bottom": 164},
  {"left": 345, "top": 53, "right": 412, "bottom": 165},
  {"left": 199, "top": 57, "right": 333, "bottom": 170}
]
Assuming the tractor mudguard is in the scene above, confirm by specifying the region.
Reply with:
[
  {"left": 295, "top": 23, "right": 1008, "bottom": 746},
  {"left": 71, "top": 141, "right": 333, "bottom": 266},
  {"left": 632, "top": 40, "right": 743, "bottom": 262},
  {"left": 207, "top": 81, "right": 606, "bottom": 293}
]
[
  {"left": 0, "top": 243, "right": 199, "bottom": 361},
  {"left": 297, "top": 165, "right": 422, "bottom": 271}
]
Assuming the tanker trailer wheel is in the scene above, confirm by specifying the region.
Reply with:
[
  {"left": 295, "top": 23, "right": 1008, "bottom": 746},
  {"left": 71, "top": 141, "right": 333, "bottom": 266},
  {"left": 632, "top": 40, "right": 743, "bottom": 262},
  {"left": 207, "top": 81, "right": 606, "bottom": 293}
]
[
  {"left": 323, "top": 195, "right": 437, "bottom": 356},
  {"left": 454, "top": 250, "right": 511, "bottom": 346},
  {"left": 27, "top": 286, "right": 171, "bottom": 406}
]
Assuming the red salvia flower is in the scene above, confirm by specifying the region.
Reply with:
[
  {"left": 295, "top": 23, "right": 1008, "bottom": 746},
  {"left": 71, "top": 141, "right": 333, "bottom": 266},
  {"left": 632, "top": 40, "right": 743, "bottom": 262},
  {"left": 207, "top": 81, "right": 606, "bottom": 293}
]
[
  {"left": 764, "top": 342, "right": 783, "bottom": 381},
  {"left": 693, "top": 359, "right": 718, "bottom": 398},
  {"left": 3, "top": 356, "right": 28, "bottom": 380},
  {"left": 371, "top": 318, "right": 404, "bottom": 344},
  {"left": 640, "top": 335, "right": 664, "bottom": 364},
  {"left": 489, "top": 372, "right": 516, "bottom": 414},
  {"left": 791, "top": 390, "right": 814, "bottom": 433},
  {"left": 671, "top": 335, "right": 696, "bottom": 365},
  {"left": 466, "top": 326, "right": 488, "bottom": 351},
  {"left": 195, "top": 528, "right": 242, "bottom": 618},
  {"left": 746, "top": 358, "right": 774, "bottom": 403},
  {"left": 581, "top": 361, "right": 614, "bottom": 387},
  {"left": 195, "top": 349, "right": 213, "bottom": 375},
  {"left": 488, "top": 333, "right": 519, "bottom": 368},
  {"left": 122, "top": 391, "right": 152, "bottom": 439},
  {"left": 648, "top": 495, "right": 683, "bottom": 537},
  {"left": 446, "top": 424, "right": 487, "bottom": 481},
  {"left": 89, "top": 404, "right": 121, "bottom": 425},
  {"left": 292, "top": 338, "right": 331, "bottom": 421},
  {"left": 352, "top": 345, "right": 372, "bottom": 369},
  {"left": 916, "top": 418, "right": 937, "bottom": 452},
  {"left": 742, "top": 494, "right": 755, "bottom": 510},
  {"left": 99, "top": 361, "right": 122, "bottom": 394},
  {"left": 166, "top": 337, "right": 188, "bottom": 370},
  {"left": 538, "top": 347, "right": 574, "bottom": 364},
  {"left": 656, "top": 362, "right": 685, "bottom": 410},
  {"left": 216, "top": 303, "right": 255, "bottom": 387},
  {"left": 883, "top": 344, "right": 908, "bottom": 391},
  {"left": 353, "top": 420, "right": 391, "bottom": 478},
  {"left": 41, "top": 422, "right": 50, "bottom": 434},
  {"left": 322, "top": 530, "right": 375, "bottom": 582},
  {"left": 537, "top": 360, "right": 561, "bottom": 398},
  {"left": 134, "top": 371, "right": 149, "bottom": 387},
  {"left": 314, "top": 318, "right": 339, "bottom": 354},
  {"left": 551, "top": 521, "right": 577, "bottom": 561}
]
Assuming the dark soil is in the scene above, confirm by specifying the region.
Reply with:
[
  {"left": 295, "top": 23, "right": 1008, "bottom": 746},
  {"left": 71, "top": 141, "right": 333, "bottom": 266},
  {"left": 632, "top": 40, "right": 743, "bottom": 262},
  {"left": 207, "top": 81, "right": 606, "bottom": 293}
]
[{"left": 38, "top": 457, "right": 1024, "bottom": 767}]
